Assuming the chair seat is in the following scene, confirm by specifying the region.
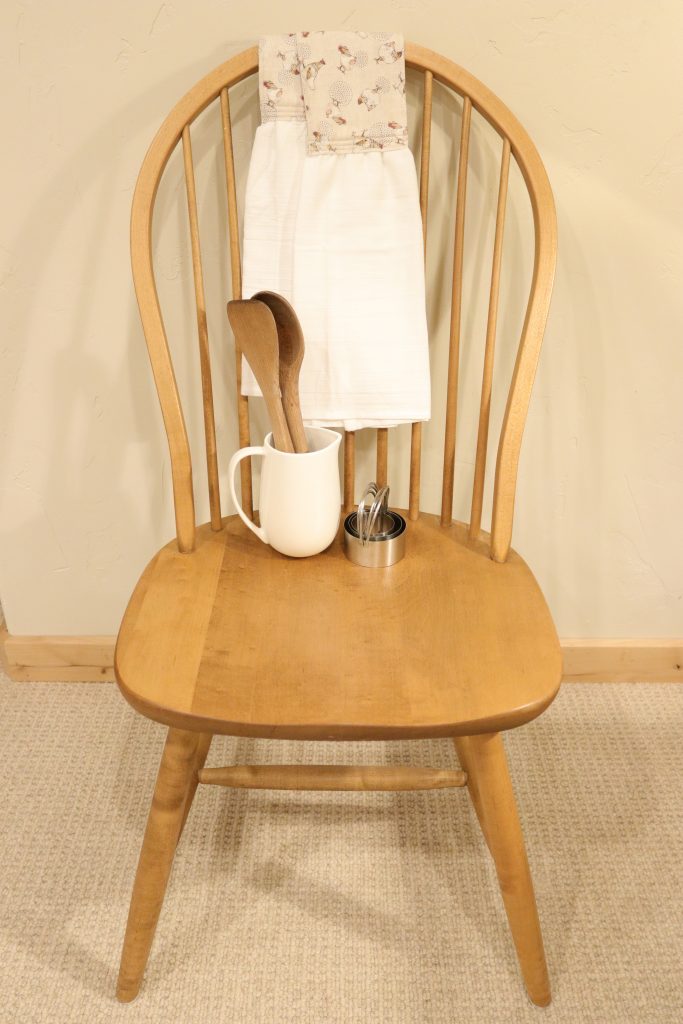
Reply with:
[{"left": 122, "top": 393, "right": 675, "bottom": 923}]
[{"left": 115, "top": 513, "right": 561, "bottom": 740}]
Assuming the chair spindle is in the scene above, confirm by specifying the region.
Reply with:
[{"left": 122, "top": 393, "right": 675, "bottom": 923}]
[
  {"left": 376, "top": 428, "right": 388, "bottom": 489},
  {"left": 181, "top": 125, "right": 222, "bottom": 531},
  {"left": 470, "top": 137, "right": 510, "bottom": 539},
  {"left": 409, "top": 69, "right": 434, "bottom": 521},
  {"left": 220, "top": 87, "right": 253, "bottom": 519},
  {"left": 419, "top": 69, "right": 433, "bottom": 255},
  {"left": 344, "top": 430, "right": 356, "bottom": 512},
  {"left": 440, "top": 96, "right": 472, "bottom": 526}
]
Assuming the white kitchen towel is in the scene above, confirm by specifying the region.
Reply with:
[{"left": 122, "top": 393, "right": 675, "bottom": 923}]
[{"left": 241, "top": 31, "right": 431, "bottom": 430}]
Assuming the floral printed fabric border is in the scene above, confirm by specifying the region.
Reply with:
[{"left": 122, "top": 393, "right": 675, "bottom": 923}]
[{"left": 258, "top": 31, "right": 408, "bottom": 155}]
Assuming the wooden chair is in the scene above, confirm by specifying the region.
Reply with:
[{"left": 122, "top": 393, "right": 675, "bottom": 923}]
[{"left": 115, "top": 43, "right": 560, "bottom": 1005}]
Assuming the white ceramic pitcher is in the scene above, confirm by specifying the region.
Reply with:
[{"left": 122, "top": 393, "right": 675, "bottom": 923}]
[{"left": 229, "top": 426, "right": 342, "bottom": 557}]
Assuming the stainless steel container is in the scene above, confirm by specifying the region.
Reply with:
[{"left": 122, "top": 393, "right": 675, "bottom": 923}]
[{"left": 343, "top": 509, "right": 407, "bottom": 567}]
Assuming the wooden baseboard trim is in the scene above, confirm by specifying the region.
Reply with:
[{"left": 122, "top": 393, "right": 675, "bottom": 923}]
[
  {"left": 1, "top": 626, "right": 681, "bottom": 684},
  {"left": 560, "top": 638, "right": 682, "bottom": 683},
  {"left": 0, "top": 623, "right": 116, "bottom": 682}
]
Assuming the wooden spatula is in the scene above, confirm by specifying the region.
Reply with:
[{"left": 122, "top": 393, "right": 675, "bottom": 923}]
[
  {"left": 252, "top": 291, "right": 308, "bottom": 454},
  {"left": 227, "top": 299, "right": 294, "bottom": 453}
]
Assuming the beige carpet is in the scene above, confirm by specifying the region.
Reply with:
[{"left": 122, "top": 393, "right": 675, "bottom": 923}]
[{"left": 0, "top": 674, "right": 681, "bottom": 1024}]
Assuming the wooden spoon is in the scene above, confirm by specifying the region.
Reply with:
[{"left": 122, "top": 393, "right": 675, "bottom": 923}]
[
  {"left": 227, "top": 299, "right": 294, "bottom": 453},
  {"left": 252, "top": 291, "right": 308, "bottom": 454}
]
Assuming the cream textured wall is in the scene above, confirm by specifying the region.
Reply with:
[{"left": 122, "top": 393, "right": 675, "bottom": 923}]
[{"left": 1, "top": 1, "right": 682, "bottom": 637}]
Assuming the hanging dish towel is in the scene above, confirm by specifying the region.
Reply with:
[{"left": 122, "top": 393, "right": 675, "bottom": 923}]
[{"left": 241, "top": 31, "right": 431, "bottom": 430}]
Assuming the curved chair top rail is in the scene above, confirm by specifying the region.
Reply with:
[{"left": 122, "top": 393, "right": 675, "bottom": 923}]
[{"left": 131, "top": 42, "right": 557, "bottom": 561}]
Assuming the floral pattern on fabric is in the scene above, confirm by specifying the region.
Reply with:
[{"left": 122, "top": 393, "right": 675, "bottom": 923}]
[
  {"left": 258, "top": 35, "right": 306, "bottom": 122},
  {"left": 258, "top": 31, "right": 409, "bottom": 155}
]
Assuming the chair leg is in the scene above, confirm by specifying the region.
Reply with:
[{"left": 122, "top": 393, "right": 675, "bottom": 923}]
[
  {"left": 455, "top": 732, "right": 551, "bottom": 1007},
  {"left": 116, "top": 727, "right": 201, "bottom": 1003},
  {"left": 453, "top": 736, "right": 491, "bottom": 854},
  {"left": 177, "top": 732, "right": 213, "bottom": 846}
]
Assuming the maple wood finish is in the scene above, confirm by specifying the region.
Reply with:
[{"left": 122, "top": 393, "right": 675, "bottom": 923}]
[
  {"left": 198, "top": 764, "right": 467, "bottom": 791},
  {"left": 376, "top": 428, "right": 389, "bottom": 488},
  {"left": 219, "top": 86, "right": 253, "bottom": 518},
  {"left": 470, "top": 138, "right": 511, "bottom": 539},
  {"left": 118, "top": 43, "right": 559, "bottom": 1005},
  {"left": 181, "top": 125, "right": 222, "bottom": 531},
  {"left": 116, "top": 516, "right": 560, "bottom": 739},
  {"left": 457, "top": 733, "right": 551, "bottom": 1005},
  {"left": 343, "top": 429, "right": 356, "bottom": 511},
  {"left": 117, "top": 728, "right": 201, "bottom": 1002},
  {"left": 441, "top": 96, "right": 472, "bottom": 529}
]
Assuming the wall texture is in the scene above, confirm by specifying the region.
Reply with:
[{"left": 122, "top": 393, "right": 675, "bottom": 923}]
[{"left": 1, "top": 0, "right": 682, "bottom": 637}]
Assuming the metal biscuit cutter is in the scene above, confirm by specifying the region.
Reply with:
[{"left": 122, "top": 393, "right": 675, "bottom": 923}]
[{"left": 343, "top": 482, "right": 407, "bottom": 567}]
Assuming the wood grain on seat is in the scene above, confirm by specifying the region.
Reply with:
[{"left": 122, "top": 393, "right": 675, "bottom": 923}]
[{"left": 115, "top": 514, "right": 561, "bottom": 740}]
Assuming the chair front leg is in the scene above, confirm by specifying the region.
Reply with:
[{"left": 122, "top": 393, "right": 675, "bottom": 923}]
[
  {"left": 116, "top": 727, "right": 202, "bottom": 1003},
  {"left": 454, "top": 732, "right": 551, "bottom": 1007}
]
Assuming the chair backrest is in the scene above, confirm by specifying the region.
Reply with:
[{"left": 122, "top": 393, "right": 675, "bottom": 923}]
[{"left": 131, "top": 42, "right": 557, "bottom": 563}]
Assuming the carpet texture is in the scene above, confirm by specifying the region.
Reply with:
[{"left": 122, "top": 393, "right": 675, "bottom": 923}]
[{"left": 0, "top": 674, "right": 681, "bottom": 1024}]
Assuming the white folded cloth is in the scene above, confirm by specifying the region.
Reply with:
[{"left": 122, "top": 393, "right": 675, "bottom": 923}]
[{"left": 241, "top": 31, "right": 431, "bottom": 430}]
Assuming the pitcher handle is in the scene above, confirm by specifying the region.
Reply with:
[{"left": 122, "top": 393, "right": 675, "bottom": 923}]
[{"left": 228, "top": 446, "right": 268, "bottom": 543}]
